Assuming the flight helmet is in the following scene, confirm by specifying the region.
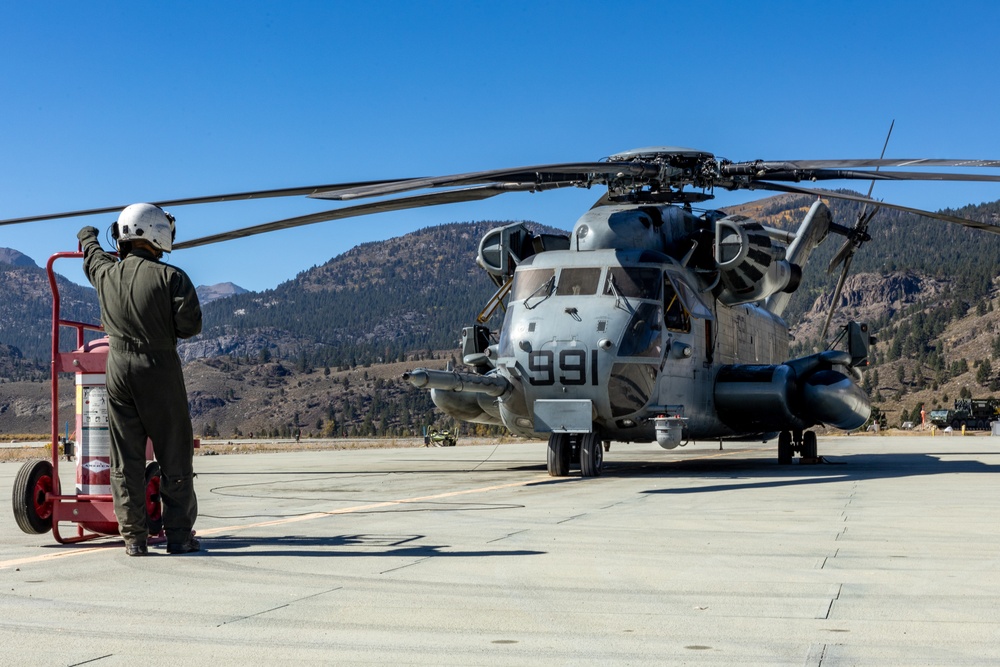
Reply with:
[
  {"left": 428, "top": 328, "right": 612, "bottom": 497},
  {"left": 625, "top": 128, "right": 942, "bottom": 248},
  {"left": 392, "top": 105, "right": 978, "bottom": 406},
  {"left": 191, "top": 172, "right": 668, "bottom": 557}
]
[{"left": 114, "top": 203, "right": 175, "bottom": 253}]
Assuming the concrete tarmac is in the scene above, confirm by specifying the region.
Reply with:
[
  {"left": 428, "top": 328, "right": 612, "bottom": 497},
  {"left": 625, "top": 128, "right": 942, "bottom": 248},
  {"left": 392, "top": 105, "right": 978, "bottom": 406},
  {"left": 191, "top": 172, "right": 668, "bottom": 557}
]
[{"left": 2, "top": 436, "right": 999, "bottom": 666}]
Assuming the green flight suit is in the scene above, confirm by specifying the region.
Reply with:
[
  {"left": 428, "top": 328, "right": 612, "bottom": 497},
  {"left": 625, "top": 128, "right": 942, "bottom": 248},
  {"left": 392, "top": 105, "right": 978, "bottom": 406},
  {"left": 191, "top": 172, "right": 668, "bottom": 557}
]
[{"left": 78, "top": 227, "right": 203, "bottom": 545}]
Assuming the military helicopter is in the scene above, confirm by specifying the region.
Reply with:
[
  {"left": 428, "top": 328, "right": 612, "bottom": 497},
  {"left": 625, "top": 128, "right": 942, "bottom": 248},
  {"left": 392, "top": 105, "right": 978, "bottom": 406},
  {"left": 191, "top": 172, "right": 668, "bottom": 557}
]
[{"left": 5, "top": 145, "right": 1000, "bottom": 477}]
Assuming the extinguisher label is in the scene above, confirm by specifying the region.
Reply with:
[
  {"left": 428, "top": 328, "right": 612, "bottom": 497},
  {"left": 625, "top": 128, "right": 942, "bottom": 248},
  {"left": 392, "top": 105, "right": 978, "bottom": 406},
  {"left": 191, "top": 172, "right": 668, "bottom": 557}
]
[
  {"left": 83, "top": 385, "right": 109, "bottom": 426},
  {"left": 83, "top": 459, "right": 111, "bottom": 473},
  {"left": 78, "top": 385, "right": 112, "bottom": 495}
]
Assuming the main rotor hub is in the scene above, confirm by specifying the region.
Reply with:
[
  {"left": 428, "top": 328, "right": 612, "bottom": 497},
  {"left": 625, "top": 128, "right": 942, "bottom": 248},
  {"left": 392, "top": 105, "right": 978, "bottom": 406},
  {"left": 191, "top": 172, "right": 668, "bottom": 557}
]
[{"left": 605, "top": 146, "right": 719, "bottom": 204}]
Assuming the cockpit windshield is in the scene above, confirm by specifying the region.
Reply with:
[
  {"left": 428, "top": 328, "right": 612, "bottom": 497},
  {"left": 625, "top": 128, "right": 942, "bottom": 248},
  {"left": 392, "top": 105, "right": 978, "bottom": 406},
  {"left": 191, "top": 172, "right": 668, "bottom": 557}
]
[
  {"left": 604, "top": 267, "right": 661, "bottom": 300},
  {"left": 555, "top": 267, "right": 601, "bottom": 296},
  {"left": 511, "top": 268, "right": 555, "bottom": 301}
]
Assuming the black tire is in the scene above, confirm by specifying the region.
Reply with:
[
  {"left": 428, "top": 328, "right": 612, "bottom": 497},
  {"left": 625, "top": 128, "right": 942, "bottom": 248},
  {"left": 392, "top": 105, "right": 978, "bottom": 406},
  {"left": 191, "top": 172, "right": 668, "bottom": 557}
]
[
  {"left": 777, "top": 432, "right": 793, "bottom": 465},
  {"left": 579, "top": 431, "right": 603, "bottom": 477},
  {"left": 144, "top": 461, "right": 163, "bottom": 537},
  {"left": 12, "top": 459, "right": 55, "bottom": 534},
  {"left": 951, "top": 419, "right": 961, "bottom": 430},
  {"left": 802, "top": 431, "right": 818, "bottom": 459},
  {"left": 547, "top": 433, "right": 570, "bottom": 477}
]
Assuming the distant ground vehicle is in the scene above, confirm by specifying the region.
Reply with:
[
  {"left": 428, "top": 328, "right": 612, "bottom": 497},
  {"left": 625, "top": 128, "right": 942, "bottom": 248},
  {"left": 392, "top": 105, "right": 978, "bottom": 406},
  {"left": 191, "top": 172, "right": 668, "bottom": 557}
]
[
  {"left": 929, "top": 398, "right": 1000, "bottom": 430},
  {"left": 424, "top": 427, "right": 457, "bottom": 447},
  {"left": 864, "top": 406, "right": 889, "bottom": 431}
]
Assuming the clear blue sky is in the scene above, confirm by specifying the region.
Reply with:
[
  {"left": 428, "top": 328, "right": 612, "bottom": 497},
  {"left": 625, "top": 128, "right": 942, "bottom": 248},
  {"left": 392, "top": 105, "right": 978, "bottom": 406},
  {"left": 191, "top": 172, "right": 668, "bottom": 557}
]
[{"left": 3, "top": 1, "right": 1000, "bottom": 291}]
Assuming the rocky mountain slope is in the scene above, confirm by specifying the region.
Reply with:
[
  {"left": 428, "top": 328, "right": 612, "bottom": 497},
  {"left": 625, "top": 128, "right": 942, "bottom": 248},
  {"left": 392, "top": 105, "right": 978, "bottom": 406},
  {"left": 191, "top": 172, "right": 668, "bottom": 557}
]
[
  {"left": 0, "top": 252, "right": 101, "bottom": 368},
  {"left": 0, "top": 248, "right": 37, "bottom": 268},
  {"left": 196, "top": 282, "right": 248, "bottom": 305}
]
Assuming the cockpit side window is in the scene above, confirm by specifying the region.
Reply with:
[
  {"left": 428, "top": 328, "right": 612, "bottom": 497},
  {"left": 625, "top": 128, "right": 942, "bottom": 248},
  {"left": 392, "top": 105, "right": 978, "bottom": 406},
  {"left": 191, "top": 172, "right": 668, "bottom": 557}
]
[
  {"left": 618, "top": 303, "right": 662, "bottom": 358},
  {"left": 672, "top": 276, "right": 714, "bottom": 320},
  {"left": 664, "top": 275, "right": 691, "bottom": 332},
  {"left": 555, "top": 267, "right": 601, "bottom": 296},
  {"left": 511, "top": 268, "right": 555, "bottom": 301},
  {"left": 604, "top": 267, "right": 661, "bottom": 300}
]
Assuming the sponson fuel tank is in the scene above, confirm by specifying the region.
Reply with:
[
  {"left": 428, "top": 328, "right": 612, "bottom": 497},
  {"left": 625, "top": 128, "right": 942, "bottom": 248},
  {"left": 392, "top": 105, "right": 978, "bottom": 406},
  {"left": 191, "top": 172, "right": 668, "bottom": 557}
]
[{"left": 714, "top": 350, "right": 870, "bottom": 432}]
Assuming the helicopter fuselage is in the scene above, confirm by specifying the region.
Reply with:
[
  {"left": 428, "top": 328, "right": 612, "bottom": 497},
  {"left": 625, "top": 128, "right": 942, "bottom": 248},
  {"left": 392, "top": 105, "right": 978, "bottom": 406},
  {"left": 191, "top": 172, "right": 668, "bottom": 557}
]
[{"left": 491, "top": 248, "right": 788, "bottom": 443}]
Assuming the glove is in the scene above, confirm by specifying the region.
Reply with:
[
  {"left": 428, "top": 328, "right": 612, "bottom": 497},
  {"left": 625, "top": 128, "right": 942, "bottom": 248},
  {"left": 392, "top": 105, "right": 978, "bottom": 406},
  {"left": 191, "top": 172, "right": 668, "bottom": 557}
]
[{"left": 77, "top": 226, "right": 99, "bottom": 244}]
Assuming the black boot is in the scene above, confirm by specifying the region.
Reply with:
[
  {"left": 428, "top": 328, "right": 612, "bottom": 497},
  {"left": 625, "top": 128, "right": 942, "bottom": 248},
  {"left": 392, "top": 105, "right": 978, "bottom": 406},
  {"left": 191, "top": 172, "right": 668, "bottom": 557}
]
[
  {"left": 125, "top": 541, "right": 148, "bottom": 557},
  {"left": 166, "top": 536, "right": 201, "bottom": 554}
]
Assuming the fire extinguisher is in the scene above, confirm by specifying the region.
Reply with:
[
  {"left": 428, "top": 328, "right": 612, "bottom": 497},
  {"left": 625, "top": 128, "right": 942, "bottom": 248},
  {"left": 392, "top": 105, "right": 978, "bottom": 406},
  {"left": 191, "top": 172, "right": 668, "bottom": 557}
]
[
  {"left": 75, "top": 338, "right": 112, "bottom": 497},
  {"left": 72, "top": 337, "right": 119, "bottom": 534}
]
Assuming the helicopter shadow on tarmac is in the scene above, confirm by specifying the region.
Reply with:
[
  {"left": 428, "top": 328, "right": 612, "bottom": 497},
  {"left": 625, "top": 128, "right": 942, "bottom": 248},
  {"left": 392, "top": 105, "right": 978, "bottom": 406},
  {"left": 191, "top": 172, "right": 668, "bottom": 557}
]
[
  {"left": 630, "top": 449, "right": 1000, "bottom": 496},
  {"left": 189, "top": 533, "right": 545, "bottom": 560}
]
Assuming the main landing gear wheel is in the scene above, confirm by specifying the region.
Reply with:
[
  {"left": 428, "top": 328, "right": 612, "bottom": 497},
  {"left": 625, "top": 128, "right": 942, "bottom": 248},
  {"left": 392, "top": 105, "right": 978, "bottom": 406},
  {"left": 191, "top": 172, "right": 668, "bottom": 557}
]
[
  {"left": 801, "top": 431, "right": 818, "bottom": 459},
  {"left": 547, "top": 433, "right": 571, "bottom": 477},
  {"left": 145, "top": 461, "right": 163, "bottom": 536},
  {"left": 12, "top": 459, "right": 55, "bottom": 534},
  {"left": 777, "top": 432, "right": 793, "bottom": 465},
  {"left": 777, "top": 430, "right": 818, "bottom": 464},
  {"left": 580, "top": 432, "right": 603, "bottom": 477}
]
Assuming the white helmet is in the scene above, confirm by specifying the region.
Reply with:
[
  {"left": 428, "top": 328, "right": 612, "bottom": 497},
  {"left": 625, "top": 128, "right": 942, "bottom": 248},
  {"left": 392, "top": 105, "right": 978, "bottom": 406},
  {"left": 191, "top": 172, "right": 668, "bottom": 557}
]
[{"left": 115, "top": 203, "right": 175, "bottom": 253}]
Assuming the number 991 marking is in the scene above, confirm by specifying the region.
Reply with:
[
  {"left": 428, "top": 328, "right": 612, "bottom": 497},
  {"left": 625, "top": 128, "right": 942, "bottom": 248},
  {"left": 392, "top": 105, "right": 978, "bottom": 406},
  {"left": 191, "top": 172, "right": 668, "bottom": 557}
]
[{"left": 527, "top": 350, "right": 598, "bottom": 386}]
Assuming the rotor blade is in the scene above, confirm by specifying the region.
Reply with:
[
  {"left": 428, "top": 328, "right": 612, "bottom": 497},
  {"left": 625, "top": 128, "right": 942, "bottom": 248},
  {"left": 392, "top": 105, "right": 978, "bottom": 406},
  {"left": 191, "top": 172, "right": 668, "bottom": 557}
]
[
  {"left": 172, "top": 184, "right": 527, "bottom": 250},
  {"left": 821, "top": 253, "right": 854, "bottom": 341},
  {"left": 866, "top": 120, "right": 894, "bottom": 200},
  {"left": 0, "top": 179, "right": 414, "bottom": 227},
  {"left": 728, "top": 158, "right": 1000, "bottom": 171},
  {"left": 754, "top": 169, "right": 1000, "bottom": 183},
  {"left": 828, "top": 236, "right": 857, "bottom": 274},
  {"left": 314, "top": 162, "right": 661, "bottom": 202},
  {"left": 753, "top": 182, "right": 1000, "bottom": 235},
  {"left": 828, "top": 206, "right": 879, "bottom": 273}
]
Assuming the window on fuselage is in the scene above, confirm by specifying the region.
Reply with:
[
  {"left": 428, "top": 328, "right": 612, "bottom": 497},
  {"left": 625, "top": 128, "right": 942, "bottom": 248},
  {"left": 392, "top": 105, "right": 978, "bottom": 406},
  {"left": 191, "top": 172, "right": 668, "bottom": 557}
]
[
  {"left": 618, "top": 303, "right": 663, "bottom": 358},
  {"left": 555, "top": 267, "right": 601, "bottom": 296},
  {"left": 664, "top": 275, "right": 691, "bottom": 333},
  {"left": 604, "top": 267, "right": 661, "bottom": 300},
  {"left": 511, "top": 268, "right": 555, "bottom": 301}
]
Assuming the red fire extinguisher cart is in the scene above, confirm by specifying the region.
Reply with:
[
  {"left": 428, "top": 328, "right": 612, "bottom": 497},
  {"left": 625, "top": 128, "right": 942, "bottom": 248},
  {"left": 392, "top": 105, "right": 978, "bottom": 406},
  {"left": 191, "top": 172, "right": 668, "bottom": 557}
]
[{"left": 11, "top": 251, "right": 163, "bottom": 543}]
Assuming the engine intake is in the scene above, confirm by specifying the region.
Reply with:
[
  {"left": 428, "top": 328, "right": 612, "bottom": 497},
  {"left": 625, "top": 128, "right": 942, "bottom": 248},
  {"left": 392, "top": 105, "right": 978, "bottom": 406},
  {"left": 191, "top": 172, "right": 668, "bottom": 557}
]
[{"left": 715, "top": 216, "right": 799, "bottom": 306}]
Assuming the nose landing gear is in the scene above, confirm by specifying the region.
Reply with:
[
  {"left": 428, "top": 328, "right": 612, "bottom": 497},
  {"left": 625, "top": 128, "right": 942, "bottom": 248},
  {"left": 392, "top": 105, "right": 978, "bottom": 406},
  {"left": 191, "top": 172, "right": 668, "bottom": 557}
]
[{"left": 547, "top": 429, "right": 605, "bottom": 478}]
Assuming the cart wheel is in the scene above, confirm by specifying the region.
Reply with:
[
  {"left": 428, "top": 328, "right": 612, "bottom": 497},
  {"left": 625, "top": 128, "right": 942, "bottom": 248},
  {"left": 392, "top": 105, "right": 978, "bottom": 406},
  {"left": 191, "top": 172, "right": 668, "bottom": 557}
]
[
  {"left": 12, "top": 459, "right": 55, "bottom": 534},
  {"left": 145, "top": 461, "right": 163, "bottom": 537}
]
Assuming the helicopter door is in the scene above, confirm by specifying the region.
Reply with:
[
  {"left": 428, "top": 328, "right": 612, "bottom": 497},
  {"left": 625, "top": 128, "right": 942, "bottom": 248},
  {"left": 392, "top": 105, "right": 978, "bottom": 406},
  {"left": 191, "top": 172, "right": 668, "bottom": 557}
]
[{"left": 658, "top": 274, "right": 714, "bottom": 411}]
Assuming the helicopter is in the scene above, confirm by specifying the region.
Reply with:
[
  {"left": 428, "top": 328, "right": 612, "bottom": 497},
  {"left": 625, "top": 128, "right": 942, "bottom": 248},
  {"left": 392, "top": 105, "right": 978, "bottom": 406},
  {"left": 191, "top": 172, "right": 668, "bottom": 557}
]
[{"left": 5, "top": 144, "right": 1000, "bottom": 477}]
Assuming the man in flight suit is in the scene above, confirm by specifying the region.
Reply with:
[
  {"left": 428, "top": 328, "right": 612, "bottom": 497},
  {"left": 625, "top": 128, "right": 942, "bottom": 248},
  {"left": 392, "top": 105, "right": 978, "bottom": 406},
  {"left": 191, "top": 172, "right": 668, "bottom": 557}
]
[{"left": 78, "top": 203, "right": 202, "bottom": 556}]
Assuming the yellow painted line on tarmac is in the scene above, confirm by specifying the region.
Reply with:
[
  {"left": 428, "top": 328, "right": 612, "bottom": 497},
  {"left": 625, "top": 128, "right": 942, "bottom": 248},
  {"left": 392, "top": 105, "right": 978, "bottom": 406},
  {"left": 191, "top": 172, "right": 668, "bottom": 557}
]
[{"left": 0, "top": 475, "right": 551, "bottom": 570}]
